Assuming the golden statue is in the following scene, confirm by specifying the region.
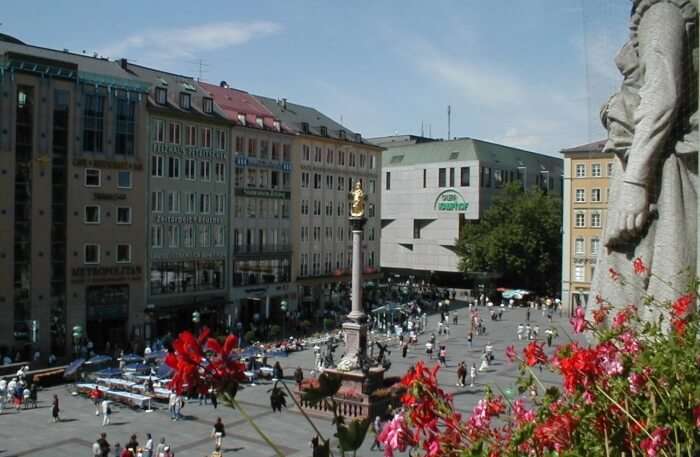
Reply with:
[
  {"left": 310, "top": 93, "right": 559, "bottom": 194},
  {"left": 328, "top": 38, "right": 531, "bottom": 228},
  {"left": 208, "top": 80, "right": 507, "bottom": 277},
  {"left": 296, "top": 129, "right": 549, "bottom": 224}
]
[{"left": 349, "top": 181, "right": 366, "bottom": 217}]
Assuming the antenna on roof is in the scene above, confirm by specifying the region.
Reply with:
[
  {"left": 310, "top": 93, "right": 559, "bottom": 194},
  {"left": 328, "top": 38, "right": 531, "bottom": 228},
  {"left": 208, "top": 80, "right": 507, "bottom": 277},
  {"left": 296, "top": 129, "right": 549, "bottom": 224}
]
[
  {"left": 189, "top": 59, "right": 209, "bottom": 81},
  {"left": 447, "top": 105, "right": 451, "bottom": 140},
  {"left": 421, "top": 120, "right": 424, "bottom": 137}
]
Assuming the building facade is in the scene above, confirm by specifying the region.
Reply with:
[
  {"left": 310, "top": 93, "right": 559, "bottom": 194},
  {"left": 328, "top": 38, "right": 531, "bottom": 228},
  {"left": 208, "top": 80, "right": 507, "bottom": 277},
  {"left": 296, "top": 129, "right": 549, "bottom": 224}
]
[
  {"left": 199, "top": 81, "right": 294, "bottom": 328},
  {"left": 560, "top": 140, "right": 612, "bottom": 315},
  {"left": 375, "top": 137, "right": 563, "bottom": 285},
  {"left": 256, "top": 97, "right": 383, "bottom": 316},
  {"left": 0, "top": 37, "right": 150, "bottom": 358},
  {"left": 125, "top": 64, "right": 232, "bottom": 341}
]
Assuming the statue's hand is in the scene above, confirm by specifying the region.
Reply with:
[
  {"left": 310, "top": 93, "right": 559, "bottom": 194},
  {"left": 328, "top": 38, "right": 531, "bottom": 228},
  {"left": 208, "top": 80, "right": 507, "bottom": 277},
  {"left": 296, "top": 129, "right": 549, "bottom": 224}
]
[{"left": 607, "top": 181, "right": 650, "bottom": 246}]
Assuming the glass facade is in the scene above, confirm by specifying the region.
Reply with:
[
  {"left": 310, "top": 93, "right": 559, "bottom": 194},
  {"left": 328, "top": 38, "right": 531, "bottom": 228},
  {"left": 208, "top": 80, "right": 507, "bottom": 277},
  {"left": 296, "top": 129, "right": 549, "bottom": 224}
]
[
  {"left": 82, "top": 88, "right": 105, "bottom": 153},
  {"left": 115, "top": 91, "right": 136, "bottom": 156},
  {"left": 233, "top": 258, "right": 290, "bottom": 286},
  {"left": 14, "top": 86, "right": 33, "bottom": 323},
  {"left": 150, "top": 260, "right": 225, "bottom": 295}
]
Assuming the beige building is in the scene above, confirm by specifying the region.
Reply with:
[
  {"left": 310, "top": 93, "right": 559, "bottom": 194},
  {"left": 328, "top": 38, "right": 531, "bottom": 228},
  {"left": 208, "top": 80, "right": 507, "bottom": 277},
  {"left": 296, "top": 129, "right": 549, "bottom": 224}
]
[{"left": 561, "top": 140, "right": 612, "bottom": 314}]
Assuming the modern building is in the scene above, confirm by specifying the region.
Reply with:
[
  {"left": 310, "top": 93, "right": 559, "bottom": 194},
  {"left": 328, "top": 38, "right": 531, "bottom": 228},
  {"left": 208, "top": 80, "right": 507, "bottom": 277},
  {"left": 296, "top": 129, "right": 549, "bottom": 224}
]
[
  {"left": 375, "top": 136, "right": 563, "bottom": 286},
  {"left": 0, "top": 36, "right": 150, "bottom": 359},
  {"left": 125, "top": 63, "right": 232, "bottom": 340},
  {"left": 256, "top": 96, "right": 383, "bottom": 316},
  {"left": 560, "top": 140, "right": 612, "bottom": 315},
  {"left": 199, "top": 81, "right": 295, "bottom": 328}
]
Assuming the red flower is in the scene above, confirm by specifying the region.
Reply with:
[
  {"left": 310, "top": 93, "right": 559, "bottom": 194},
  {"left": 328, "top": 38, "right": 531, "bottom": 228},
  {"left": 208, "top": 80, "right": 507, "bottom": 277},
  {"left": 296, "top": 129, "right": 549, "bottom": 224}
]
[
  {"left": 640, "top": 426, "right": 670, "bottom": 457},
  {"left": 533, "top": 411, "right": 577, "bottom": 452},
  {"left": 570, "top": 306, "right": 587, "bottom": 333},
  {"left": 693, "top": 404, "right": 700, "bottom": 428},
  {"left": 505, "top": 345, "right": 517, "bottom": 363},
  {"left": 632, "top": 257, "right": 647, "bottom": 275},
  {"left": 672, "top": 293, "right": 694, "bottom": 318},
  {"left": 523, "top": 342, "right": 547, "bottom": 367},
  {"left": 612, "top": 305, "right": 637, "bottom": 329}
]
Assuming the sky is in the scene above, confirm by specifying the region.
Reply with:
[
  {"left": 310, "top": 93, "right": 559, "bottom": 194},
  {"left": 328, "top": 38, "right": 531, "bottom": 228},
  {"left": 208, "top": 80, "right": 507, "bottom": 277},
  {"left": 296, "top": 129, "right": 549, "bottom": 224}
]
[{"left": 1, "top": 1, "right": 631, "bottom": 156}]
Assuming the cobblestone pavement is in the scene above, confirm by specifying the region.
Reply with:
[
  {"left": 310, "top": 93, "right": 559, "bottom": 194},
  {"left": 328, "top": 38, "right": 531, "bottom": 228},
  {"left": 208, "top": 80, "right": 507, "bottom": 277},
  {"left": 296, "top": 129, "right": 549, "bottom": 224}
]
[{"left": 0, "top": 305, "right": 573, "bottom": 456}]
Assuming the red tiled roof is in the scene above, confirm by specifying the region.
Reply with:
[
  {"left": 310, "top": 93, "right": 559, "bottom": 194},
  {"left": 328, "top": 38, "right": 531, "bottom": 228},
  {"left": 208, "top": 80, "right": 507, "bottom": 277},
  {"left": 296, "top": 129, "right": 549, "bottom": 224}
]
[{"left": 199, "top": 81, "right": 282, "bottom": 127}]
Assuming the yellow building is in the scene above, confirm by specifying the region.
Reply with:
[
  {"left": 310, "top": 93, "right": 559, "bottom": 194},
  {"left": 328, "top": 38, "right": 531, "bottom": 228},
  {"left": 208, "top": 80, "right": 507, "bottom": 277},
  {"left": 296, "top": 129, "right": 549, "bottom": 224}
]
[{"left": 561, "top": 140, "right": 613, "bottom": 315}]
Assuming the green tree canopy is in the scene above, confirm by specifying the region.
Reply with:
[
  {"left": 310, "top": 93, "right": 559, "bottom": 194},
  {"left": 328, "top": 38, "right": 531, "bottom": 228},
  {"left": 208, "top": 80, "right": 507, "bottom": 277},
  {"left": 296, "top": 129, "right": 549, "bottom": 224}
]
[{"left": 456, "top": 182, "right": 562, "bottom": 295}]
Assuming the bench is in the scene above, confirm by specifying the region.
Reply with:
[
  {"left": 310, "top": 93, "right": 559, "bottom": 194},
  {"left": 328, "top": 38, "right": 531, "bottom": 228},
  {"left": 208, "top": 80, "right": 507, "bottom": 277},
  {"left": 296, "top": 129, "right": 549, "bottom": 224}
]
[{"left": 32, "top": 367, "right": 66, "bottom": 386}]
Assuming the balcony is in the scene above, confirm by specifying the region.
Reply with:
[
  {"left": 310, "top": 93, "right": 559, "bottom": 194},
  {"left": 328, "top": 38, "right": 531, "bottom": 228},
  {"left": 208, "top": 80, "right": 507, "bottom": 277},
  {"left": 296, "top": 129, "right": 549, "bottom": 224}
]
[{"left": 233, "top": 244, "right": 292, "bottom": 257}]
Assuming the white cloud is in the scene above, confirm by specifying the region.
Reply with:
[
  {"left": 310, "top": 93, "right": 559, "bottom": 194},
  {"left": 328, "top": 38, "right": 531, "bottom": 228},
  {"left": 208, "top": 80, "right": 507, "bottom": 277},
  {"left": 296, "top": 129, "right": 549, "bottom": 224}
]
[{"left": 99, "top": 21, "right": 282, "bottom": 61}]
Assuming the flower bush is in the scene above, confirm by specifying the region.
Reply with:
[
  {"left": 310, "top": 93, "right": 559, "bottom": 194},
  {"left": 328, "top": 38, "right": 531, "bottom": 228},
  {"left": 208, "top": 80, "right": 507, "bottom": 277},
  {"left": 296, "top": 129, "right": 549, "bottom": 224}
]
[{"left": 380, "top": 261, "right": 700, "bottom": 457}]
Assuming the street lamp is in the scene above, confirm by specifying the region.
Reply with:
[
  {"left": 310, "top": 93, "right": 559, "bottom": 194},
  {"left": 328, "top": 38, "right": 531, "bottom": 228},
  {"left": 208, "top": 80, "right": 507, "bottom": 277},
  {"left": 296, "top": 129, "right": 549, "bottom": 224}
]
[
  {"left": 192, "top": 311, "right": 201, "bottom": 333},
  {"left": 280, "top": 300, "right": 288, "bottom": 340},
  {"left": 72, "top": 325, "right": 83, "bottom": 358}
]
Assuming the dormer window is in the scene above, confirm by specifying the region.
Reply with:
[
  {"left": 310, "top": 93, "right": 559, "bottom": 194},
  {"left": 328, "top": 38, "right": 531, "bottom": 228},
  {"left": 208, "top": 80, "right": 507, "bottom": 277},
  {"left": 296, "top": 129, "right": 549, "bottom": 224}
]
[
  {"left": 320, "top": 126, "right": 328, "bottom": 137},
  {"left": 203, "top": 97, "right": 213, "bottom": 114},
  {"left": 237, "top": 114, "right": 246, "bottom": 126},
  {"left": 301, "top": 122, "right": 310, "bottom": 134},
  {"left": 339, "top": 129, "right": 346, "bottom": 140},
  {"left": 155, "top": 87, "right": 167, "bottom": 105},
  {"left": 273, "top": 120, "right": 281, "bottom": 131},
  {"left": 256, "top": 117, "right": 263, "bottom": 128},
  {"left": 179, "top": 92, "right": 191, "bottom": 110}
]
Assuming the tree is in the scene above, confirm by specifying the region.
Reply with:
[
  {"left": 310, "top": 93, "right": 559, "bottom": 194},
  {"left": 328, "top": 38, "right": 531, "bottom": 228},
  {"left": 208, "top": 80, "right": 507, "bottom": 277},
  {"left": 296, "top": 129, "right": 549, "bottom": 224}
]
[{"left": 456, "top": 182, "right": 562, "bottom": 294}]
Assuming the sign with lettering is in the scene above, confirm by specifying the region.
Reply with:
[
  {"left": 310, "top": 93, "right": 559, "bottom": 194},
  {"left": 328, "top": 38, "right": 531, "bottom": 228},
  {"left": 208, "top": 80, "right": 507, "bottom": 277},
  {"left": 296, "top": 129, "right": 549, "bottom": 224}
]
[
  {"left": 434, "top": 190, "right": 469, "bottom": 212},
  {"left": 235, "top": 156, "right": 292, "bottom": 172},
  {"left": 152, "top": 214, "right": 224, "bottom": 224},
  {"left": 72, "top": 158, "right": 143, "bottom": 170},
  {"left": 71, "top": 265, "right": 142, "bottom": 283},
  {"left": 151, "top": 251, "right": 225, "bottom": 260},
  {"left": 151, "top": 142, "right": 226, "bottom": 160},
  {"left": 234, "top": 188, "right": 290, "bottom": 199}
]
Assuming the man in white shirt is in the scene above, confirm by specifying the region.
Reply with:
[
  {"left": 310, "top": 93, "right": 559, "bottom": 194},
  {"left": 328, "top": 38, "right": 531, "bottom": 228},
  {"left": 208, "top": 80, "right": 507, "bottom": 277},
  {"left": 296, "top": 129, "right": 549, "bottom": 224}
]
[{"left": 144, "top": 432, "right": 154, "bottom": 457}]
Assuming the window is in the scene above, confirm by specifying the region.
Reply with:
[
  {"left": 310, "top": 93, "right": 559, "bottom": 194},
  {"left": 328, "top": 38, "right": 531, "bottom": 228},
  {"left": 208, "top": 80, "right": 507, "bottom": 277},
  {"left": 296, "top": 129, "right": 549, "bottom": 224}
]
[
  {"left": 215, "top": 194, "right": 225, "bottom": 215},
  {"left": 185, "top": 159, "right": 196, "bottom": 180},
  {"left": 215, "top": 162, "right": 225, "bottom": 182},
  {"left": 449, "top": 168, "right": 455, "bottom": 187},
  {"left": 591, "top": 238, "right": 600, "bottom": 256},
  {"left": 84, "top": 244, "right": 100, "bottom": 264},
  {"left": 370, "top": 155, "right": 376, "bottom": 169},
  {"left": 385, "top": 172, "right": 391, "bottom": 190},
  {"left": 168, "top": 122, "right": 181, "bottom": 144},
  {"left": 575, "top": 212, "right": 585, "bottom": 228},
  {"left": 338, "top": 150, "right": 345, "bottom": 165},
  {"left": 591, "top": 188, "right": 601, "bottom": 202},
  {"left": 607, "top": 162, "right": 614, "bottom": 177},
  {"left": 575, "top": 189, "right": 585, "bottom": 202},
  {"left": 283, "top": 144, "right": 291, "bottom": 161},
  {"left": 151, "top": 225, "right": 163, "bottom": 248},
  {"left": 117, "top": 171, "right": 132, "bottom": 189},
  {"left": 116, "top": 244, "right": 132, "bottom": 263},
  {"left": 575, "top": 164, "right": 585, "bottom": 177},
  {"left": 591, "top": 163, "right": 601, "bottom": 177},
  {"left": 179, "top": 92, "right": 191, "bottom": 109},
  {"left": 438, "top": 168, "right": 446, "bottom": 187},
  {"left": 116, "top": 207, "right": 132, "bottom": 224},
  {"left": 168, "top": 157, "right": 180, "bottom": 178},
  {"left": 151, "top": 155, "right": 164, "bottom": 177},
  {"left": 151, "top": 191, "right": 163, "bottom": 212},
  {"left": 235, "top": 136, "right": 245, "bottom": 153},
  {"left": 186, "top": 125, "right": 197, "bottom": 146},
  {"left": 314, "top": 173, "right": 321, "bottom": 189},
  {"left": 574, "top": 260, "right": 585, "bottom": 282},
  {"left": 591, "top": 212, "right": 602, "bottom": 228},
  {"left": 423, "top": 169, "right": 427, "bottom": 188},
  {"left": 575, "top": 238, "right": 585, "bottom": 255},
  {"left": 84, "top": 205, "right": 100, "bottom": 224},
  {"left": 183, "top": 225, "right": 194, "bottom": 247},
  {"left": 84, "top": 168, "right": 101, "bottom": 187},
  {"left": 369, "top": 179, "right": 376, "bottom": 193},
  {"left": 200, "top": 160, "right": 210, "bottom": 181},
  {"left": 155, "top": 87, "right": 167, "bottom": 105},
  {"left": 237, "top": 114, "right": 246, "bottom": 126},
  {"left": 115, "top": 93, "right": 136, "bottom": 156},
  {"left": 199, "top": 225, "right": 209, "bottom": 247},
  {"left": 460, "top": 167, "right": 470, "bottom": 186},
  {"left": 326, "top": 174, "right": 333, "bottom": 189},
  {"left": 168, "top": 225, "right": 179, "bottom": 248},
  {"left": 248, "top": 138, "right": 257, "bottom": 156},
  {"left": 154, "top": 119, "right": 165, "bottom": 143},
  {"left": 82, "top": 91, "right": 105, "bottom": 153},
  {"left": 199, "top": 193, "right": 211, "bottom": 213},
  {"left": 201, "top": 128, "right": 212, "bottom": 148},
  {"left": 215, "top": 129, "right": 226, "bottom": 150},
  {"left": 261, "top": 141, "right": 270, "bottom": 159},
  {"left": 167, "top": 191, "right": 180, "bottom": 213},
  {"left": 203, "top": 97, "right": 214, "bottom": 114},
  {"left": 349, "top": 152, "right": 356, "bottom": 167},
  {"left": 214, "top": 225, "right": 224, "bottom": 247}
]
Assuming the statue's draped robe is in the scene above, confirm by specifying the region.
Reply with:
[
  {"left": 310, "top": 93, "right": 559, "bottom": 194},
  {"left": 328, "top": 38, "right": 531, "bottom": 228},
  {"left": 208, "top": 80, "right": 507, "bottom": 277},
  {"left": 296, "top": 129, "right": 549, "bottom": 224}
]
[{"left": 589, "top": 0, "right": 698, "bottom": 321}]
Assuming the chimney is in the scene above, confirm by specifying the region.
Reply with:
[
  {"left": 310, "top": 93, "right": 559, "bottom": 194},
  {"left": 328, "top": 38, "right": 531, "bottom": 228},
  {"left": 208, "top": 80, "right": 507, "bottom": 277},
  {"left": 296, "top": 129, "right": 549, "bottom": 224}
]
[
  {"left": 220, "top": 80, "right": 229, "bottom": 88},
  {"left": 119, "top": 58, "right": 128, "bottom": 70},
  {"left": 282, "top": 98, "right": 287, "bottom": 110}
]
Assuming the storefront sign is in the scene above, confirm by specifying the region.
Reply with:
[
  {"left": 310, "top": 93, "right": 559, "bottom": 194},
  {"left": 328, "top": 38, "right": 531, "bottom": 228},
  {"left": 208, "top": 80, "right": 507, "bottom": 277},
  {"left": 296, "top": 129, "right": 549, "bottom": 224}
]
[
  {"left": 71, "top": 265, "right": 142, "bottom": 283},
  {"left": 234, "top": 188, "right": 290, "bottom": 199},
  {"left": 434, "top": 190, "right": 469, "bottom": 212},
  {"left": 151, "top": 251, "right": 224, "bottom": 260},
  {"left": 94, "top": 193, "right": 127, "bottom": 201},
  {"left": 72, "top": 158, "right": 143, "bottom": 170},
  {"left": 153, "top": 214, "right": 224, "bottom": 224},
  {"left": 151, "top": 142, "right": 225, "bottom": 160},
  {"left": 235, "top": 156, "right": 292, "bottom": 172}
]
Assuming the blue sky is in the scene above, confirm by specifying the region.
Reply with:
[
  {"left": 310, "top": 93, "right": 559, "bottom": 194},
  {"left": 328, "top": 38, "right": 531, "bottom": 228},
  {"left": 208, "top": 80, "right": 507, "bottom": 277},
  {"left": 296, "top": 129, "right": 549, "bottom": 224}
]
[{"left": 1, "top": 1, "right": 631, "bottom": 155}]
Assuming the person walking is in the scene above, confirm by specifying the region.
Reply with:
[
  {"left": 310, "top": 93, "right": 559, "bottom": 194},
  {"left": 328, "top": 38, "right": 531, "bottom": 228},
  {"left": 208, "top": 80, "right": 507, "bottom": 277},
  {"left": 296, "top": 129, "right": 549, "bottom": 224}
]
[
  {"left": 401, "top": 341, "right": 408, "bottom": 358},
  {"left": 51, "top": 394, "right": 60, "bottom": 422},
  {"left": 91, "top": 386, "right": 103, "bottom": 416},
  {"left": 469, "top": 363, "right": 477, "bottom": 387},
  {"left": 370, "top": 415, "right": 383, "bottom": 451},
  {"left": 143, "top": 433, "right": 154, "bottom": 457},
  {"left": 155, "top": 438, "right": 167, "bottom": 457},
  {"left": 168, "top": 392, "right": 177, "bottom": 421},
  {"left": 212, "top": 417, "right": 225, "bottom": 449},
  {"left": 210, "top": 445, "right": 223, "bottom": 457},
  {"left": 456, "top": 362, "right": 466, "bottom": 387},
  {"left": 97, "top": 432, "right": 110, "bottom": 457},
  {"left": 101, "top": 399, "right": 111, "bottom": 426},
  {"left": 113, "top": 443, "right": 121, "bottom": 457},
  {"left": 438, "top": 346, "right": 447, "bottom": 367},
  {"left": 126, "top": 434, "right": 139, "bottom": 451},
  {"left": 517, "top": 324, "right": 524, "bottom": 341},
  {"left": 294, "top": 367, "right": 304, "bottom": 388},
  {"left": 467, "top": 331, "right": 473, "bottom": 349},
  {"left": 425, "top": 341, "right": 433, "bottom": 360}
]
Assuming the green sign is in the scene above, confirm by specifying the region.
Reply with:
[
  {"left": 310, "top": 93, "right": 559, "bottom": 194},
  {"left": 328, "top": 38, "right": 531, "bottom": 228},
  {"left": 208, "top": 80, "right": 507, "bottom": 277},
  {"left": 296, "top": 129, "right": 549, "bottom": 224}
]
[{"left": 434, "top": 189, "right": 469, "bottom": 212}]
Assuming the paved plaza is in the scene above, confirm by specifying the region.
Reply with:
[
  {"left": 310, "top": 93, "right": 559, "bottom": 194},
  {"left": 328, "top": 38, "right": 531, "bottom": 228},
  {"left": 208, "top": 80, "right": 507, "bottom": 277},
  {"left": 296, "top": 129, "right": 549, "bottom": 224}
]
[{"left": 0, "top": 305, "right": 574, "bottom": 456}]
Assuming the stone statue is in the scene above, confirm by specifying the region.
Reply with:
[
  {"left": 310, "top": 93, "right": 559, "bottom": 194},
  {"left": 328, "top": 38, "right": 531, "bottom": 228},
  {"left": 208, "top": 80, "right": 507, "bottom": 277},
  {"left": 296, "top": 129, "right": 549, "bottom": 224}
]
[
  {"left": 349, "top": 181, "right": 366, "bottom": 218},
  {"left": 590, "top": 0, "right": 698, "bottom": 322}
]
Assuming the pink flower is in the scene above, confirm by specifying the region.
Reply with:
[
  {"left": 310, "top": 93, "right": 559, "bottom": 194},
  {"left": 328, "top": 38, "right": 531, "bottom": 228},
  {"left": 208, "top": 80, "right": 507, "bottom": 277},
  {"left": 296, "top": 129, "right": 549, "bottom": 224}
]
[
  {"left": 378, "top": 414, "right": 413, "bottom": 457},
  {"left": 512, "top": 399, "right": 535, "bottom": 424},
  {"left": 633, "top": 257, "right": 647, "bottom": 275},
  {"left": 640, "top": 427, "right": 670, "bottom": 457},
  {"left": 628, "top": 371, "right": 648, "bottom": 395},
  {"left": 619, "top": 331, "right": 641, "bottom": 355},
  {"left": 570, "top": 306, "right": 587, "bottom": 333},
  {"left": 505, "top": 345, "right": 517, "bottom": 363}
]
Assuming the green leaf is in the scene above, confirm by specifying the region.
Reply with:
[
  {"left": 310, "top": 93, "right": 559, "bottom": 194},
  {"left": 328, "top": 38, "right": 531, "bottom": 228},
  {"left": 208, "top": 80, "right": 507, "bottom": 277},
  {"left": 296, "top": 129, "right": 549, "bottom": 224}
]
[{"left": 336, "top": 418, "right": 370, "bottom": 452}]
